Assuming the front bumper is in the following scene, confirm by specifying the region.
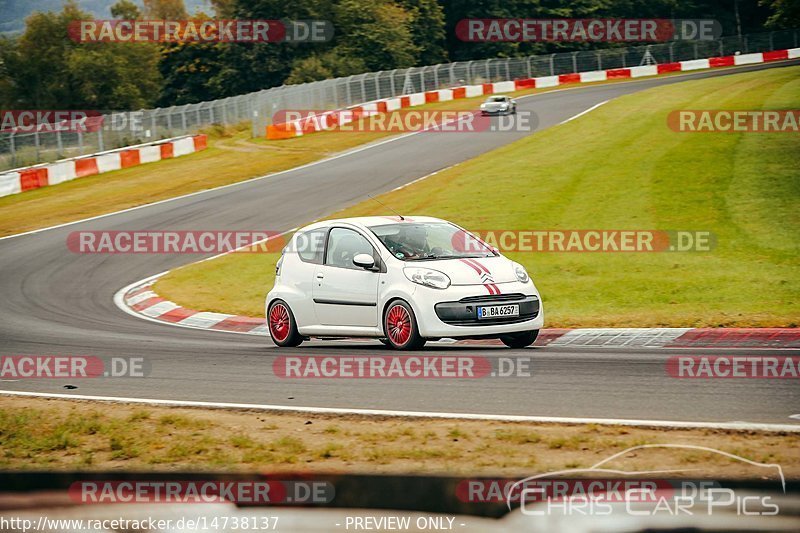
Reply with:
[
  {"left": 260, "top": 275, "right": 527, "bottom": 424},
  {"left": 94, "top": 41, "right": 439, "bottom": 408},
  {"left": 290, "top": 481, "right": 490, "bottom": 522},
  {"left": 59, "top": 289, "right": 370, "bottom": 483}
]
[
  {"left": 412, "top": 283, "right": 543, "bottom": 338},
  {"left": 481, "top": 107, "right": 509, "bottom": 115}
]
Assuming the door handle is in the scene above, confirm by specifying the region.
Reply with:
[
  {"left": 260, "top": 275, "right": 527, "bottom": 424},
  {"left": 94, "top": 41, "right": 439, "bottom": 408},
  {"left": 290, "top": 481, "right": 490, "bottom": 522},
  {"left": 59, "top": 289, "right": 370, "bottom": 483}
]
[{"left": 316, "top": 274, "right": 324, "bottom": 280}]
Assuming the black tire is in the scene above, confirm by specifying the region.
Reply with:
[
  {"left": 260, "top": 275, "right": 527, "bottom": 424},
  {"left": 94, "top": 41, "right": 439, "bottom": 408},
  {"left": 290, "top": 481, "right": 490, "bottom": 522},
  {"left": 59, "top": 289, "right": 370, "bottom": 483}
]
[
  {"left": 267, "top": 300, "right": 303, "bottom": 347},
  {"left": 383, "top": 300, "right": 426, "bottom": 350},
  {"left": 500, "top": 329, "right": 539, "bottom": 349}
]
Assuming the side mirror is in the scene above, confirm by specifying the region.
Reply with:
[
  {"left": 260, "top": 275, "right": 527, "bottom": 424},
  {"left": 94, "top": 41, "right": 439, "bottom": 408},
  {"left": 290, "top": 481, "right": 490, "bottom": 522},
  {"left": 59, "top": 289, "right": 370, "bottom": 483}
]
[{"left": 353, "top": 253, "right": 376, "bottom": 270}]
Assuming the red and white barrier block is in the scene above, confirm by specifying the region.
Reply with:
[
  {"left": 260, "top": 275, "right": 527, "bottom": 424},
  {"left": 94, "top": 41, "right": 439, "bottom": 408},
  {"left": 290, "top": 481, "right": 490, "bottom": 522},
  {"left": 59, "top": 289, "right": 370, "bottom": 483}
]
[
  {"left": 0, "top": 134, "right": 208, "bottom": 198},
  {"left": 267, "top": 47, "right": 799, "bottom": 140}
]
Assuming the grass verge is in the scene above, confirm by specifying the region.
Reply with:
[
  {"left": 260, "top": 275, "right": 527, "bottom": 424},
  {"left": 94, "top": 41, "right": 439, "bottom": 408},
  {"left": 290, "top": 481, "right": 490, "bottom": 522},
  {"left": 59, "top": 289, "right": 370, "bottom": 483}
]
[
  {"left": 1, "top": 396, "right": 797, "bottom": 478},
  {"left": 156, "top": 66, "right": 800, "bottom": 328}
]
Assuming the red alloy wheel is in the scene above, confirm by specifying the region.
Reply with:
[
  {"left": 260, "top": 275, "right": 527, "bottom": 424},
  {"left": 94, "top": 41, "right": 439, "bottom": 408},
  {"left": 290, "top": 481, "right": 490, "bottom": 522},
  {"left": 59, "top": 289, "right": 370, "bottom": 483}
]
[
  {"left": 386, "top": 304, "right": 411, "bottom": 346},
  {"left": 269, "top": 303, "right": 290, "bottom": 342}
]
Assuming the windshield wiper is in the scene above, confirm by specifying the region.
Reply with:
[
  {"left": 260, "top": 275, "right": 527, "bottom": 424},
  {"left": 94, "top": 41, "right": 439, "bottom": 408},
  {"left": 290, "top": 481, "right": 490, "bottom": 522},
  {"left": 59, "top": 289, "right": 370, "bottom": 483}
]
[{"left": 406, "top": 253, "right": 439, "bottom": 261}]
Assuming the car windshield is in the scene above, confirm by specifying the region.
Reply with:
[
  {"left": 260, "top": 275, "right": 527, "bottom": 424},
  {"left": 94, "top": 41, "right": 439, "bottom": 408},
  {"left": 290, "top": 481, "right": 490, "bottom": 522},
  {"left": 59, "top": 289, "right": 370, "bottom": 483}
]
[
  {"left": 487, "top": 96, "right": 507, "bottom": 102},
  {"left": 369, "top": 222, "right": 495, "bottom": 260}
]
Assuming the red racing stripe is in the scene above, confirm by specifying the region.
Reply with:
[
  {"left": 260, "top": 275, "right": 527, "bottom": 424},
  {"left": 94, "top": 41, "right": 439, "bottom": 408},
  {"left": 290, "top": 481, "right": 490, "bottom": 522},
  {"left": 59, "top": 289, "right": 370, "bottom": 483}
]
[
  {"left": 464, "top": 258, "right": 489, "bottom": 274},
  {"left": 460, "top": 258, "right": 483, "bottom": 274}
]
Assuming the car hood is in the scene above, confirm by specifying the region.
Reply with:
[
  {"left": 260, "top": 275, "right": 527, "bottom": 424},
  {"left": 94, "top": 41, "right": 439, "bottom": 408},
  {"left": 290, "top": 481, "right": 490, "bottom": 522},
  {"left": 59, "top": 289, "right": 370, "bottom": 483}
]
[
  {"left": 482, "top": 101, "right": 508, "bottom": 109},
  {"left": 407, "top": 256, "right": 518, "bottom": 285}
]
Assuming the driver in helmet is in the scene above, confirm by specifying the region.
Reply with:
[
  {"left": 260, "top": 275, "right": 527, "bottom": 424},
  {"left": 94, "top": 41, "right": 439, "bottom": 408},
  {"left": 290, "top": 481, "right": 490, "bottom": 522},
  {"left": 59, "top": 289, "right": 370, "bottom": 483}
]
[{"left": 385, "top": 225, "right": 429, "bottom": 259}]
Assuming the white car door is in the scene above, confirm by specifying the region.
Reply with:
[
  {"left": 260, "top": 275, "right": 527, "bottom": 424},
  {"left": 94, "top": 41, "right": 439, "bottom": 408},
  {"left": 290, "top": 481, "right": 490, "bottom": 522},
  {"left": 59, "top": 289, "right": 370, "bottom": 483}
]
[{"left": 313, "top": 227, "right": 380, "bottom": 327}]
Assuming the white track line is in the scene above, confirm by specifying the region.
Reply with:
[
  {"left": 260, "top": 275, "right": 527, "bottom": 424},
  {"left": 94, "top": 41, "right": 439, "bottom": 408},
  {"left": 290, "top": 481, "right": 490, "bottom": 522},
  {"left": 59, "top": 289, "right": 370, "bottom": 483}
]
[
  {"left": 559, "top": 100, "right": 608, "bottom": 124},
  {"left": 1, "top": 63, "right": 770, "bottom": 243},
  {"left": 1, "top": 390, "right": 798, "bottom": 432}
]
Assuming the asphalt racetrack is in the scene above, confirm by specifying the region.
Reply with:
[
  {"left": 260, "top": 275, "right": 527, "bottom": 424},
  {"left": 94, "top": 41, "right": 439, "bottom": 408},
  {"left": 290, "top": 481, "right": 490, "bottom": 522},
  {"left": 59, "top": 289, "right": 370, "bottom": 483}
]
[{"left": 1, "top": 61, "right": 798, "bottom": 428}]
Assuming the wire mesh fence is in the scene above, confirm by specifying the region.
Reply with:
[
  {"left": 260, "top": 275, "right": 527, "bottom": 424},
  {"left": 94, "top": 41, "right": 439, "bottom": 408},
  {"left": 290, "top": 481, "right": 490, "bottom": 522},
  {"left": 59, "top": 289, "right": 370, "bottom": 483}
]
[{"left": 1, "top": 29, "right": 797, "bottom": 171}]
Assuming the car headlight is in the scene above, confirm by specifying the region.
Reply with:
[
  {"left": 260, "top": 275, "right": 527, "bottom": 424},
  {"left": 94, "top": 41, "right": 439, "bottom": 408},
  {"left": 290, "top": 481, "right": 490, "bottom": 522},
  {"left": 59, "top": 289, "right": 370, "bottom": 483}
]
[
  {"left": 500, "top": 103, "right": 509, "bottom": 109},
  {"left": 480, "top": 104, "right": 486, "bottom": 109},
  {"left": 513, "top": 262, "right": 529, "bottom": 283},
  {"left": 404, "top": 267, "right": 451, "bottom": 289}
]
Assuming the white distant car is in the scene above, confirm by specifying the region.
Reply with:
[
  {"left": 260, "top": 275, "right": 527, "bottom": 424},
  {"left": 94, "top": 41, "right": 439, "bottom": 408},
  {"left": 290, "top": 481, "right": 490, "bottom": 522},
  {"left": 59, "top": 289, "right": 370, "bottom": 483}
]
[
  {"left": 480, "top": 95, "right": 517, "bottom": 115},
  {"left": 266, "top": 216, "right": 543, "bottom": 350}
]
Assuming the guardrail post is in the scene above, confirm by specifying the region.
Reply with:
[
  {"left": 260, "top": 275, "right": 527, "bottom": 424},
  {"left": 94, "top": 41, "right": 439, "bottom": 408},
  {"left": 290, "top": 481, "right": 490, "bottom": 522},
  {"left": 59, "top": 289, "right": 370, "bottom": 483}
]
[
  {"left": 526, "top": 56, "right": 532, "bottom": 78},
  {"left": 98, "top": 127, "right": 104, "bottom": 152},
  {"left": 9, "top": 133, "right": 15, "bottom": 166},
  {"left": 56, "top": 129, "right": 63, "bottom": 156},
  {"left": 669, "top": 42, "right": 675, "bottom": 62},
  {"left": 572, "top": 51, "right": 578, "bottom": 73},
  {"left": 596, "top": 50, "right": 602, "bottom": 70},
  {"left": 549, "top": 53, "right": 555, "bottom": 75}
]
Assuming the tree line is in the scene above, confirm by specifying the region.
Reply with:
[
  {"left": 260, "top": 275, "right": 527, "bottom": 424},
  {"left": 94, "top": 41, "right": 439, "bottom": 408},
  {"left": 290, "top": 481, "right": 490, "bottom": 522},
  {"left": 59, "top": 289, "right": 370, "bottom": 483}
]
[{"left": 0, "top": 0, "right": 796, "bottom": 111}]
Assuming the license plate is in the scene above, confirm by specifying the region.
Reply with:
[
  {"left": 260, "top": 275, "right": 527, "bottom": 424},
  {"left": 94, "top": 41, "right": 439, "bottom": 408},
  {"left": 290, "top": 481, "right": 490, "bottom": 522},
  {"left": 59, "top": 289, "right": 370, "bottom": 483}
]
[{"left": 478, "top": 304, "right": 519, "bottom": 319}]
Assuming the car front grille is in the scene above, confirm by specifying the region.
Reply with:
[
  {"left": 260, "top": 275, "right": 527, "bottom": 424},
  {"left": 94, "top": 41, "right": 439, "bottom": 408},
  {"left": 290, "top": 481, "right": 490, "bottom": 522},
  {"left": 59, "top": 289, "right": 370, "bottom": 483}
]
[
  {"left": 435, "top": 295, "right": 539, "bottom": 326},
  {"left": 459, "top": 293, "right": 526, "bottom": 303}
]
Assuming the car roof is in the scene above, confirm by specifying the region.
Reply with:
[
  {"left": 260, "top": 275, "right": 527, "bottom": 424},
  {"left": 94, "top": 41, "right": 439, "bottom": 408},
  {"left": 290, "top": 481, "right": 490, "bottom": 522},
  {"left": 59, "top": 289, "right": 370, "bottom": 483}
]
[{"left": 299, "top": 216, "right": 447, "bottom": 231}]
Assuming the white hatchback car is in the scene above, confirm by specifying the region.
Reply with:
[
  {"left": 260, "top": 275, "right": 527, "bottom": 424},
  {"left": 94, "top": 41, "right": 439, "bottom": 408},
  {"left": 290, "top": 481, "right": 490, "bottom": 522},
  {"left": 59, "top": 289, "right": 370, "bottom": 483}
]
[{"left": 266, "top": 216, "right": 543, "bottom": 350}]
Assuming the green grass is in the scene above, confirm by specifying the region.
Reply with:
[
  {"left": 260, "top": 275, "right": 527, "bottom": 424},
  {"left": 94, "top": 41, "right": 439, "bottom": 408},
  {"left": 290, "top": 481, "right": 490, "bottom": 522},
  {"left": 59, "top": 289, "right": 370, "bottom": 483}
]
[{"left": 156, "top": 66, "right": 800, "bottom": 328}]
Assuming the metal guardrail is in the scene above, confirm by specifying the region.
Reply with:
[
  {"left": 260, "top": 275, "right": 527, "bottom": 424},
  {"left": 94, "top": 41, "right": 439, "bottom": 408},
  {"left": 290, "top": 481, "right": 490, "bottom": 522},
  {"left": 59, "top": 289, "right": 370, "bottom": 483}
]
[{"left": 0, "top": 29, "right": 797, "bottom": 171}]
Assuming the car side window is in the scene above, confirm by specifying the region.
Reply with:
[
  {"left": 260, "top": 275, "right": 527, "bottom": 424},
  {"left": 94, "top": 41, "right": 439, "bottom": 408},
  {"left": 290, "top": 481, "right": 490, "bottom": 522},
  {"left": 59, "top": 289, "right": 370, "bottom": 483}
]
[
  {"left": 295, "top": 229, "right": 326, "bottom": 264},
  {"left": 325, "top": 228, "right": 376, "bottom": 269}
]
